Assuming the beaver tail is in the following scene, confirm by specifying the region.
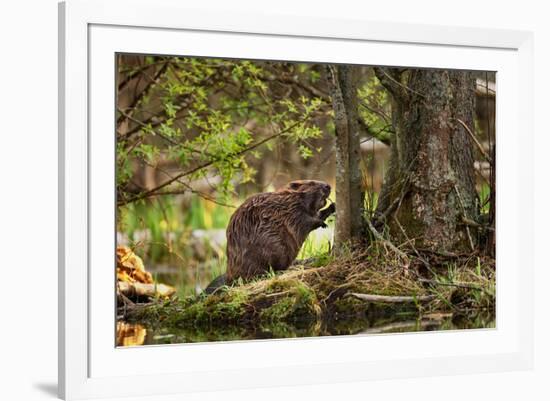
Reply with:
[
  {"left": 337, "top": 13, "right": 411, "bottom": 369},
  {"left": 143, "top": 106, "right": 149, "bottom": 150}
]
[{"left": 203, "top": 273, "right": 227, "bottom": 295}]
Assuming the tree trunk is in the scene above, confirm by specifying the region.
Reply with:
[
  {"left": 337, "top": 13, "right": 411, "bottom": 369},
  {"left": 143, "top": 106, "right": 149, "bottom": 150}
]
[
  {"left": 374, "top": 68, "right": 478, "bottom": 252},
  {"left": 326, "top": 65, "right": 364, "bottom": 250}
]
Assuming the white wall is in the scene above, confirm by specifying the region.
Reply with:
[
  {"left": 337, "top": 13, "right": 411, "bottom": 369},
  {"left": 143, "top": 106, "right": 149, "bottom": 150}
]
[{"left": 1, "top": 0, "right": 547, "bottom": 400}]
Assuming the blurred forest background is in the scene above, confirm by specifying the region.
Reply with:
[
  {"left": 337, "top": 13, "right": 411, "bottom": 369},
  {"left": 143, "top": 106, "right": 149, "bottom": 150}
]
[{"left": 116, "top": 54, "right": 495, "bottom": 297}]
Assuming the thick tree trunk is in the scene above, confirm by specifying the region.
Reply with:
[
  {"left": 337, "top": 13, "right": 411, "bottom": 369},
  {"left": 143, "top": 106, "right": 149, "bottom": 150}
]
[
  {"left": 374, "top": 68, "right": 478, "bottom": 252},
  {"left": 326, "top": 65, "right": 364, "bottom": 249}
]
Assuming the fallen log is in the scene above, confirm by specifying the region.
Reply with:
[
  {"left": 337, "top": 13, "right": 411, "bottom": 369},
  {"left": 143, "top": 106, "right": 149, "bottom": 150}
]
[{"left": 117, "top": 281, "right": 175, "bottom": 300}]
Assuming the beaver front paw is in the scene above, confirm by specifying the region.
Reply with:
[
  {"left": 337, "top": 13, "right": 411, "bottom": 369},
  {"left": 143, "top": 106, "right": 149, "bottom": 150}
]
[{"left": 318, "top": 203, "right": 335, "bottom": 221}]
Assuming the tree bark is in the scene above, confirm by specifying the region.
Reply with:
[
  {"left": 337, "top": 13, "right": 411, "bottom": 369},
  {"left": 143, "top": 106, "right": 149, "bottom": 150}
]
[
  {"left": 374, "top": 68, "right": 478, "bottom": 252},
  {"left": 326, "top": 65, "right": 364, "bottom": 250}
]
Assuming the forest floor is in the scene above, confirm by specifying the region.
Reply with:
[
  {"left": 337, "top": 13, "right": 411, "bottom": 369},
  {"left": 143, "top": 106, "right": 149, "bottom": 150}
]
[{"left": 121, "top": 242, "right": 496, "bottom": 340}]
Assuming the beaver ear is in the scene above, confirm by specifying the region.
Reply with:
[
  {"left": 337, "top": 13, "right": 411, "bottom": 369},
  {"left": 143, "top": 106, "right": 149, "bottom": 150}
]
[{"left": 288, "top": 181, "right": 301, "bottom": 190}]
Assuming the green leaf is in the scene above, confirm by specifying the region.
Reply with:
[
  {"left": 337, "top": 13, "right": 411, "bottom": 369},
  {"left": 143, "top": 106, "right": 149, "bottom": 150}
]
[{"left": 298, "top": 145, "right": 313, "bottom": 160}]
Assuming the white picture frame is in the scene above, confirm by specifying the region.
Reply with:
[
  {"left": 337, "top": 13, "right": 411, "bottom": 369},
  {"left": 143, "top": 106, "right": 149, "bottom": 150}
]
[{"left": 58, "top": 0, "right": 534, "bottom": 399}]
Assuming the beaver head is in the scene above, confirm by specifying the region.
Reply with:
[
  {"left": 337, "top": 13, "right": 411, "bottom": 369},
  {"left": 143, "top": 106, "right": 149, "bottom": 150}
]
[{"left": 284, "top": 180, "right": 331, "bottom": 215}]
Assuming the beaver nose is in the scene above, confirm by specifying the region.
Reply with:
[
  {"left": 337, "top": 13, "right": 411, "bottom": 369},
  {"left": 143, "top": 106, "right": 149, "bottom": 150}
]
[{"left": 324, "top": 183, "right": 331, "bottom": 193}]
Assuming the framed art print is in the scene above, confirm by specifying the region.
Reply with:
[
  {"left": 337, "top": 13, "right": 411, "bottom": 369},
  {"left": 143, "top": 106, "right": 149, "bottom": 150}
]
[{"left": 59, "top": 0, "right": 534, "bottom": 399}]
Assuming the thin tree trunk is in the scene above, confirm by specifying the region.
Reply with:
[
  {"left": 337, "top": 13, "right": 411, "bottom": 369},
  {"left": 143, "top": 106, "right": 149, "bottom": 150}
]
[
  {"left": 326, "top": 65, "right": 364, "bottom": 250},
  {"left": 374, "top": 68, "right": 478, "bottom": 252}
]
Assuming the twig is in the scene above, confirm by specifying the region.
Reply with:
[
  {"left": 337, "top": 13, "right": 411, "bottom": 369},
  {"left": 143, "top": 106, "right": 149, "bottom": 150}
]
[
  {"left": 365, "top": 218, "right": 410, "bottom": 271},
  {"left": 347, "top": 293, "right": 436, "bottom": 303},
  {"left": 416, "top": 248, "right": 460, "bottom": 258},
  {"left": 149, "top": 164, "right": 237, "bottom": 208},
  {"left": 264, "top": 291, "right": 290, "bottom": 298},
  {"left": 374, "top": 67, "right": 425, "bottom": 100},
  {"left": 373, "top": 173, "right": 411, "bottom": 227},
  {"left": 267, "top": 73, "right": 330, "bottom": 103},
  {"left": 357, "top": 117, "right": 393, "bottom": 146},
  {"left": 419, "top": 278, "right": 493, "bottom": 296},
  {"left": 359, "top": 101, "right": 391, "bottom": 124},
  {"left": 461, "top": 216, "right": 494, "bottom": 232},
  {"left": 418, "top": 278, "right": 482, "bottom": 291},
  {"left": 118, "top": 61, "right": 167, "bottom": 92},
  {"left": 149, "top": 188, "right": 236, "bottom": 208},
  {"left": 453, "top": 185, "right": 475, "bottom": 252},
  {"left": 453, "top": 118, "right": 493, "bottom": 163},
  {"left": 117, "top": 61, "right": 169, "bottom": 127},
  {"left": 373, "top": 196, "right": 401, "bottom": 226},
  {"left": 392, "top": 216, "right": 441, "bottom": 278}
]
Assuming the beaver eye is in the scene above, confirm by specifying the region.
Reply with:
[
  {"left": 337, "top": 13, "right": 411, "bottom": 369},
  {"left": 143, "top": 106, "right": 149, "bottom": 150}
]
[{"left": 288, "top": 182, "right": 301, "bottom": 190}]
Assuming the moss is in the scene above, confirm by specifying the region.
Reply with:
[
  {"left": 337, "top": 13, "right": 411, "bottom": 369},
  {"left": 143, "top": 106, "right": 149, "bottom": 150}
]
[
  {"left": 260, "top": 279, "right": 321, "bottom": 323},
  {"left": 260, "top": 298, "right": 295, "bottom": 322},
  {"left": 179, "top": 288, "right": 250, "bottom": 325},
  {"left": 332, "top": 297, "right": 366, "bottom": 316}
]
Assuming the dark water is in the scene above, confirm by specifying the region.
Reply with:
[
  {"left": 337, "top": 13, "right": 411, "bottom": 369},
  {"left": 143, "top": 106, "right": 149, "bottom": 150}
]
[{"left": 116, "top": 311, "right": 495, "bottom": 347}]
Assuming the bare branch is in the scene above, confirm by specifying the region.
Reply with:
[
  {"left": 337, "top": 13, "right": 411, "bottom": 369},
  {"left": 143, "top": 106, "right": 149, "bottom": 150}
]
[{"left": 373, "top": 67, "right": 408, "bottom": 101}]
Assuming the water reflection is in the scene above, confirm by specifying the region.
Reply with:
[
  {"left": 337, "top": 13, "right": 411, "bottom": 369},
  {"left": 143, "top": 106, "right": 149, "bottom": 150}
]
[
  {"left": 116, "top": 311, "right": 495, "bottom": 347},
  {"left": 116, "top": 322, "right": 147, "bottom": 346}
]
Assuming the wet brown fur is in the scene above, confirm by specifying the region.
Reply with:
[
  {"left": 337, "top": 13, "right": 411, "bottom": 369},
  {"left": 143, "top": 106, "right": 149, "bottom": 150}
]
[{"left": 225, "top": 180, "right": 335, "bottom": 282}]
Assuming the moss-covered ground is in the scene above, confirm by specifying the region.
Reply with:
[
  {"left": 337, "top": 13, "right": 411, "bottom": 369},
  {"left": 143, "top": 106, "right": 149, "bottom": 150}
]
[{"left": 123, "top": 243, "right": 495, "bottom": 336}]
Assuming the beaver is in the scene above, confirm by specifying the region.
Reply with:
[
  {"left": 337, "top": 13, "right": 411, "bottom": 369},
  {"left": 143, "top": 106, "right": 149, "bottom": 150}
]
[{"left": 204, "top": 180, "right": 335, "bottom": 294}]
